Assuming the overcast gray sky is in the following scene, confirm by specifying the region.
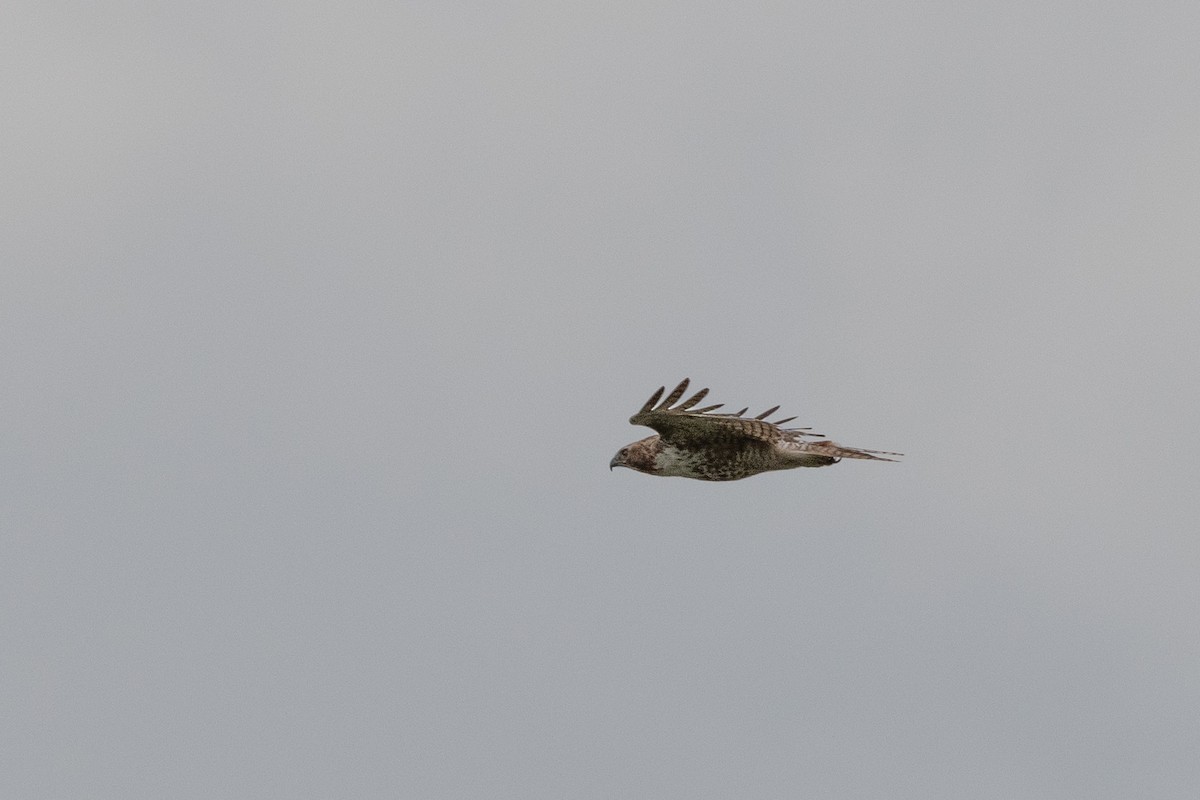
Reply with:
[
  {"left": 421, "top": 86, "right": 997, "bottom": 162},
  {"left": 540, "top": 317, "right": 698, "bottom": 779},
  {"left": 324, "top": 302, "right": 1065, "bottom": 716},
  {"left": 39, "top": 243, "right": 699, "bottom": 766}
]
[{"left": 4, "top": 2, "right": 1200, "bottom": 798}]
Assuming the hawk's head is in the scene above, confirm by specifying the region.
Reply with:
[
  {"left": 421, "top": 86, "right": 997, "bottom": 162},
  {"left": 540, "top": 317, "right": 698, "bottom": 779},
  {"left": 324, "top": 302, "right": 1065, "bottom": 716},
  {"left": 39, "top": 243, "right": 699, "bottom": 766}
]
[{"left": 609, "top": 437, "right": 660, "bottom": 474}]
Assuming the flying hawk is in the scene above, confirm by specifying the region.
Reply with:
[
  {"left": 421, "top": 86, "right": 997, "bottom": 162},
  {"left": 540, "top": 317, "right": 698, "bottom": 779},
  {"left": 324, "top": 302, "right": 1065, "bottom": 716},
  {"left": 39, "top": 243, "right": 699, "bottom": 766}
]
[{"left": 610, "top": 379, "right": 901, "bottom": 481}]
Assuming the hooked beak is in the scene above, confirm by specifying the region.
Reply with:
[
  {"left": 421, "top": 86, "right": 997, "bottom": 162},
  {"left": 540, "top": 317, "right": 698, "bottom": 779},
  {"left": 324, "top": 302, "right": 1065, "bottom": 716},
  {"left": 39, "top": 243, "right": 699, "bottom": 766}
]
[{"left": 609, "top": 455, "right": 619, "bottom": 471}]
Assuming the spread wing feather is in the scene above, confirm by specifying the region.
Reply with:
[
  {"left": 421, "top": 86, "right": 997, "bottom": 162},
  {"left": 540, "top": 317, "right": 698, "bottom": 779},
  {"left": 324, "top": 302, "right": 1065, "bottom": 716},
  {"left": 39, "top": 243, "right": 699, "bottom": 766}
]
[{"left": 629, "top": 379, "right": 822, "bottom": 447}]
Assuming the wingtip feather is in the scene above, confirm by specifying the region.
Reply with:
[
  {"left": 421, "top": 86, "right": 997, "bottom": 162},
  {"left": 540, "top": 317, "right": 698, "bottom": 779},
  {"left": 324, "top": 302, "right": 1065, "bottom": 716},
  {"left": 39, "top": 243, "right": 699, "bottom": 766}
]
[
  {"left": 657, "top": 379, "right": 690, "bottom": 410},
  {"left": 754, "top": 405, "right": 781, "bottom": 420},
  {"left": 675, "top": 386, "right": 710, "bottom": 411},
  {"left": 638, "top": 386, "right": 665, "bottom": 415}
]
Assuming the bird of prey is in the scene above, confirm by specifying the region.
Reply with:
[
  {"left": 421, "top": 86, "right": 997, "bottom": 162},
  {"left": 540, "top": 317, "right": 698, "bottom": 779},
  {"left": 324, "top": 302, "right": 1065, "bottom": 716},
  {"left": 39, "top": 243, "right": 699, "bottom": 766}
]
[{"left": 609, "top": 379, "right": 901, "bottom": 481}]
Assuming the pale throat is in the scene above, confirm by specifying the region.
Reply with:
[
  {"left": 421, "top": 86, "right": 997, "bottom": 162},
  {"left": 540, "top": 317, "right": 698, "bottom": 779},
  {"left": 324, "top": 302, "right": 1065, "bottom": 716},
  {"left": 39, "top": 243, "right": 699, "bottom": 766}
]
[{"left": 652, "top": 444, "right": 701, "bottom": 476}]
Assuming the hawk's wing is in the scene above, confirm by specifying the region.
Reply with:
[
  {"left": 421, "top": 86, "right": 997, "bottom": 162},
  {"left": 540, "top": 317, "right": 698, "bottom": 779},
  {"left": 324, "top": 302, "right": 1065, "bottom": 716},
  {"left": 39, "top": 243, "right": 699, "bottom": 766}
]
[
  {"left": 629, "top": 378, "right": 817, "bottom": 447},
  {"left": 630, "top": 379, "right": 901, "bottom": 461}
]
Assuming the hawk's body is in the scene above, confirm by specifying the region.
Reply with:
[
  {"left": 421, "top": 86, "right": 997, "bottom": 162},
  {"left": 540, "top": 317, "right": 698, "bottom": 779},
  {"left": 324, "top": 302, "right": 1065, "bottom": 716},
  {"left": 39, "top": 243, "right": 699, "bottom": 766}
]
[{"left": 610, "top": 379, "right": 900, "bottom": 481}]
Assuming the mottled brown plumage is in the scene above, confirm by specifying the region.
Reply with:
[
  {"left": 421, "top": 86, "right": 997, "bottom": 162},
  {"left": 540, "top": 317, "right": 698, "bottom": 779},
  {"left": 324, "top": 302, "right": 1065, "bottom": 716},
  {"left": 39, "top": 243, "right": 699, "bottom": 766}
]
[{"left": 610, "top": 379, "right": 901, "bottom": 481}]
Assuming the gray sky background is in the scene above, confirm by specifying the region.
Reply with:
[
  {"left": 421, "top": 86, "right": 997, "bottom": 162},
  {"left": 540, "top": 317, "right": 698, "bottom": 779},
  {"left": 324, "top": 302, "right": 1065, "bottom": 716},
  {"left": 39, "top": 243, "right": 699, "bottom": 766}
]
[{"left": 4, "top": 2, "right": 1199, "bottom": 798}]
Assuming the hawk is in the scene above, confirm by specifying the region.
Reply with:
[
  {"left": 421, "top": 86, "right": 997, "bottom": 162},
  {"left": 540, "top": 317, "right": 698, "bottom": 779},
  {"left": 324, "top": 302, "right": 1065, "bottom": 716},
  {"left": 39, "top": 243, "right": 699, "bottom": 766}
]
[{"left": 610, "top": 379, "right": 901, "bottom": 481}]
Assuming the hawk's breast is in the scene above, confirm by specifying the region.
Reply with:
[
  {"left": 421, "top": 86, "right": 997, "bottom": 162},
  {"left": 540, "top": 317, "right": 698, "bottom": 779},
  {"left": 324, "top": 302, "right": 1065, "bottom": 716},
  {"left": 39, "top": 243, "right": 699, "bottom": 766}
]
[
  {"left": 652, "top": 444, "right": 709, "bottom": 478},
  {"left": 653, "top": 442, "right": 763, "bottom": 481}
]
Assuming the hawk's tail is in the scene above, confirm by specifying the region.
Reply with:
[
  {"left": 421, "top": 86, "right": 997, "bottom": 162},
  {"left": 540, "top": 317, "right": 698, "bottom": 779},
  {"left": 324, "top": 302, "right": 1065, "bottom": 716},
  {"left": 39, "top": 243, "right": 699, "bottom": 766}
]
[{"left": 797, "top": 441, "right": 903, "bottom": 462}]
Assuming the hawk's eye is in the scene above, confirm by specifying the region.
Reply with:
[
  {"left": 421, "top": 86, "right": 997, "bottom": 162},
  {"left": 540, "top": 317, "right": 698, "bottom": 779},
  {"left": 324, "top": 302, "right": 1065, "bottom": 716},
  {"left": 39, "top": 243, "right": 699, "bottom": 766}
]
[{"left": 620, "top": 448, "right": 629, "bottom": 457}]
